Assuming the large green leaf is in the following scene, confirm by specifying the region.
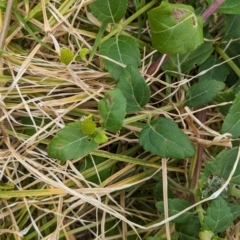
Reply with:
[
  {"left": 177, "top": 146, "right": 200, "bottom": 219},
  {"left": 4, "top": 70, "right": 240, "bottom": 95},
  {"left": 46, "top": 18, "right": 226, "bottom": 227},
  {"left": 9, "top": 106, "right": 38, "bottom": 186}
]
[
  {"left": 117, "top": 65, "right": 151, "bottom": 113},
  {"left": 99, "top": 35, "right": 140, "bottom": 81},
  {"left": 148, "top": 1, "right": 203, "bottom": 54},
  {"left": 198, "top": 55, "right": 229, "bottom": 82},
  {"left": 207, "top": 0, "right": 240, "bottom": 15},
  {"left": 48, "top": 121, "right": 98, "bottom": 161},
  {"left": 221, "top": 92, "right": 240, "bottom": 138},
  {"left": 224, "top": 15, "right": 240, "bottom": 40},
  {"left": 139, "top": 117, "right": 195, "bottom": 159},
  {"left": 89, "top": 0, "right": 128, "bottom": 24},
  {"left": 176, "top": 217, "right": 200, "bottom": 240},
  {"left": 229, "top": 203, "right": 240, "bottom": 221},
  {"left": 185, "top": 80, "right": 225, "bottom": 107},
  {"left": 203, "top": 147, "right": 240, "bottom": 185},
  {"left": 98, "top": 88, "right": 126, "bottom": 133},
  {"left": 202, "top": 196, "right": 234, "bottom": 233},
  {"left": 156, "top": 198, "right": 193, "bottom": 224},
  {"left": 162, "top": 42, "right": 213, "bottom": 75}
]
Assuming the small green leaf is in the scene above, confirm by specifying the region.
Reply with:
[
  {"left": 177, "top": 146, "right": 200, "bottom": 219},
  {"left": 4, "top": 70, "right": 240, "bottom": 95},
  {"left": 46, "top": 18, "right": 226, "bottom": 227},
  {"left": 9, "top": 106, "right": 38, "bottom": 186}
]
[
  {"left": 148, "top": 2, "right": 203, "bottom": 54},
  {"left": 185, "top": 80, "right": 225, "bottom": 107},
  {"left": 224, "top": 15, "right": 240, "bottom": 40},
  {"left": 117, "top": 65, "right": 151, "bottom": 113},
  {"left": 176, "top": 217, "right": 200, "bottom": 240},
  {"left": 221, "top": 92, "right": 240, "bottom": 138},
  {"left": 48, "top": 121, "right": 98, "bottom": 161},
  {"left": 89, "top": 0, "right": 128, "bottom": 24},
  {"left": 139, "top": 117, "right": 195, "bottom": 159},
  {"left": 198, "top": 55, "right": 229, "bottom": 82},
  {"left": 207, "top": 0, "right": 240, "bottom": 15},
  {"left": 199, "top": 230, "right": 214, "bottom": 240},
  {"left": 98, "top": 88, "right": 126, "bottom": 133},
  {"left": 215, "top": 90, "right": 235, "bottom": 115},
  {"left": 76, "top": 48, "right": 89, "bottom": 61},
  {"left": 99, "top": 35, "right": 140, "bottom": 81},
  {"left": 154, "top": 180, "right": 175, "bottom": 201},
  {"left": 21, "top": 117, "right": 51, "bottom": 136},
  {"left": 202, "top": 196, "right": 234, "bottom": 233},
  {"left": 94, "top": 129, "right": 108, "bottom": 144},
  {"left": 156, "top": 198, "right": 193, "bottom": 224},
  {"left": 203, "top": 147, "right": 240, "bottom": 185},
  {"left": 162, "top": 42, "right": 213, "bottom": 75}
]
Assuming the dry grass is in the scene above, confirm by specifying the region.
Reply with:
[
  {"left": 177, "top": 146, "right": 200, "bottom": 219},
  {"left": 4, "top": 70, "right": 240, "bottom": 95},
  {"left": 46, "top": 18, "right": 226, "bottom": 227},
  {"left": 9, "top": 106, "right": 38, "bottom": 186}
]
[{"left": 0, "top": 1, "right": 234, "bottom": 239}]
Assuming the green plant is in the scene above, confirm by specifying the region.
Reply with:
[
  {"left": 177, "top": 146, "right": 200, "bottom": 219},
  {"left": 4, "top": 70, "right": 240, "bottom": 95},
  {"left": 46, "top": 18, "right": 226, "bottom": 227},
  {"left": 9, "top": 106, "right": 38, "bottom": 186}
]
[
  {"left": 2, "top": 0, "right": 240, "bottom": 239},
  {"left": 46, "top": 0, "right": 240, "bottom": 238}
]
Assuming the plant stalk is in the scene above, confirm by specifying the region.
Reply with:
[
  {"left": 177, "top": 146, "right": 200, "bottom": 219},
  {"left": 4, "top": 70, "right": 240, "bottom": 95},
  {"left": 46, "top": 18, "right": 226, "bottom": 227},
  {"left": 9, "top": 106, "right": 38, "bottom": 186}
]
[
  {"left": 215, "top": 45, "right": 240, "bottom": 77},
  {"left": 202, "top": 0, "right": 225, "bottom": 21},
  {"left": 0, "top": 0, "right": 13, "bottom": 59}
]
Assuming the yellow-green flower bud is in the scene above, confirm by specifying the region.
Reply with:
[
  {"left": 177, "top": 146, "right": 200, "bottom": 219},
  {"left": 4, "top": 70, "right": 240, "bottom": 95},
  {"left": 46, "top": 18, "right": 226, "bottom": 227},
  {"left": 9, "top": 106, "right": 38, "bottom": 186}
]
[
  {"left": 60, "top": 48, "right": 74, "bottom": 65},
  {"left": 81, "top": 118, "right": 96, "bottom": 135}
]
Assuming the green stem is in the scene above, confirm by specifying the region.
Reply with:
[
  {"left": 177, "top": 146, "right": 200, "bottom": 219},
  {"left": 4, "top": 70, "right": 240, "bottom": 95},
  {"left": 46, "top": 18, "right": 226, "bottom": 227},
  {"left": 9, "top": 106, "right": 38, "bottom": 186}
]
[
  {"left": 123, "top": 101, "right": 185, "bottom": 125},
  {"left": 215, "top": 45, "right": 240, "bottom": 77},
  {"left": 100, "top": 0, "right": 159, "bottom": 44},
  {"left": 88, "top": 22, "right": 108, "bottom": 62},
  {"left": 167, "top": 177, "right": 189, "bottom": 192},
  {"left": 195, "top": 194, "right": 205, "bottom": 223},
  {"left": 92, "top": 150, "right": 161, "bottom": 169}
]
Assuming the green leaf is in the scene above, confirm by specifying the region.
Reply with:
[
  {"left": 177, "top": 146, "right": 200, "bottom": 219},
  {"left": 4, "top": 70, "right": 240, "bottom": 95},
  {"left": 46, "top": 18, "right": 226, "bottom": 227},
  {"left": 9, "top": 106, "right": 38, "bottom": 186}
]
[
  {"left": 99, "top": 35, "right": 140, "bottom": 81},
  {"left": 176, "top": 217, "right": 201, "bottom": 240},
  {"left": 185, "top": 80, "right": 225, "bottom": 107},
  {"left": 224, "top": 15, "right": 240, "bottom": 40},
  {"left": 148, "top": 2, "right": 203, "bottom": 54},
  {"left": 14, "top": 10, "right": 53, "bottom": 52},
  {"left": 229, "top": 203, "right": 240, "bottom": 221},
  {"left": 89, "top": 0, "right": 128, "bottom": 24},
  {"left": 221, "top": 92, "right": 240, "bottom": 138},
  {"left": 225, "top": 41, "right": 240, "bottom": 73},
  {"left": 98, "top": 88, "right": 127, "bottom": 133},
  {"left": 207, "top": 0, "right": 240, "bottom": 15},
  {"left": 156, "top": 198, "right": 193, "bottom": 224},
  {"left": 139, "top": 117, "right": 195, "bottom": 159},
  {"left": 202, "top": 196, "right": 234, "bottom": 233},
  {"left": 154, "top": 180, "right": 175, "bottom": 201},
  {"left": 198, "top": 55, "right": 229, "bottom": 82},
  {"left": 93, "top": 129, "right": 108, "bottom": 144},
  {"left": 215, "top": 90, "right": 235, "bottom": 115},
  {"left": 199, "top": 230, "right": 214, "bottom": 240},
  {"left": 21, "top": 117, "right": 51, "bottom": 136},
  {"left": 117, "top": 65, "right": 151, "bottom": 113},
  {"left": 162, "top": 42, "right": 213, "bottom": 75},
  {"left": 203, "top": 147, "right": 240, "bottom": 185},
  {"left": 48, "top": 121, "right": 98, "bottom": 161}
]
